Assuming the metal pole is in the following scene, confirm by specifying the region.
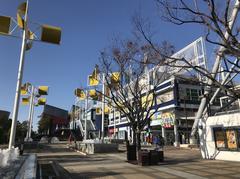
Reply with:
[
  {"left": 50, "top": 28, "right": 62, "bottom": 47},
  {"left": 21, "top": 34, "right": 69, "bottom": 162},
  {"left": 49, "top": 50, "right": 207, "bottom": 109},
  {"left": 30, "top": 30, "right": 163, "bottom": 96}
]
[
  {"left": 8, "top": 0, "right": 29, "bottom": 149},
  {"left": 113, "top": 107, "right": 116, "bottom": 138},
  {"left": 191, "top": 0, "right": 240, "bottom": 139},
  {"left": 184, "top": 98, "right": 188, "bottom": 144},
  {"left": 28, "top": 86, "right": 35, "bottom": 140},
  {"left": 25, "top": 85, "right": 34, "bottom": 141},
  {"left": 84, "top": 90, "right": 88, "bottom": 141},
  {"left": 101, "top": 73, "right": 105, "bottom": 141}
]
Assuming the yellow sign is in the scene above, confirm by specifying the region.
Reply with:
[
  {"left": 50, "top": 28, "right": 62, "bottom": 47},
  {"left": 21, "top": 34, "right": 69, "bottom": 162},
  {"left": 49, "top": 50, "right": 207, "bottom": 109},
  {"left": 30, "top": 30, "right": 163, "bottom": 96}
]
[
  {"left": 38, "top": 98, "right": 46, "bottom": 105},
  {"left": 104, "top": 106, "right": 110, "bottom": 114},
  {"left": 22, "top": 97, "right": 30, "bottom": 105},
  {"left": 88, "top": 75, "right": 99, "bottom": 86},
  {"left": 89, "top": 89, "right": 97, "bottom": 97},
  {"left": 41, "top": 25, "right": 62, "bottom": 45},
  {"left": 91, "top": 65, "right": 100, "bottom": 79},
  {"left": 111, "top": 72, "right": 120, "bottom": 84},
  {"left": 21, "top": 86, "right": 28, "bottom": 95},
  {"left": 74, "top": 88, "right": 86, "bottom": 99},
  {"left": 16, "top": 2, "right": 27, "bottom": 29},
  {"left": 96, "top": 107, "right": 101, "bottom": 115},
  {"left": 38, "top": 86, "right": 49, "bottom": 95},
  {"left": 0, "top": 16, "right": 11, "bottom": 34}
]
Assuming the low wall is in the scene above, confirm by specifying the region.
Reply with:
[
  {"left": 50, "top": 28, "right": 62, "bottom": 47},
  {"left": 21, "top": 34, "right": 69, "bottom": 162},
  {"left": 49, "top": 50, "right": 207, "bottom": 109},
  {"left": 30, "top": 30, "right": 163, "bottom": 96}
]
[
  {"left": 76, "top": 142, "right": 118, "bottom": 154},
  {"left": 15, "top": 154, "right": 37, "bottom": 179},
  {"left": 199, "top": 112, "right": 240, "bottom": 161}
]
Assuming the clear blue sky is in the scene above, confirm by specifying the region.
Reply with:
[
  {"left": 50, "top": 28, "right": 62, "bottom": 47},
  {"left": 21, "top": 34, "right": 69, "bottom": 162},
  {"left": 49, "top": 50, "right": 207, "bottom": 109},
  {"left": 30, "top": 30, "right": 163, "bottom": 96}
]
[{"left": 0, "top": 0, "right": 206, "bottom": 131}]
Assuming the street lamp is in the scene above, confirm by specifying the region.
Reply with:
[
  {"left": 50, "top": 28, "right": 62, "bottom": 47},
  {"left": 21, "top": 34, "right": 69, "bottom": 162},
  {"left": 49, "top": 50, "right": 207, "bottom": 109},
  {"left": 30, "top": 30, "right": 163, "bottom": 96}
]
[
  {"left": 0, "top": 1, "right": 61, "bottom": 149},
  {"left": 21, "top": 83, "right": 48, "bottom": 142}
]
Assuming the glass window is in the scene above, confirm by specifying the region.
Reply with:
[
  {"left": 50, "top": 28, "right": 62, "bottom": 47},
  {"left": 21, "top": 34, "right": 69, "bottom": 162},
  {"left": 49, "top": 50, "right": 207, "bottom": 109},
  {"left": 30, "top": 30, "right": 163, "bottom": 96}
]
[
  {"left": 214, "top": 128, "right": 226, "bottom": 149},
  {"left": 186, "top": 88, "right": 191, "bottom": 100},
  {"left": 226, "top": 130, "right": 238, "bottom": 150},
  {"left": 238, "top": 129, "right": 240, "bottom": 149}
]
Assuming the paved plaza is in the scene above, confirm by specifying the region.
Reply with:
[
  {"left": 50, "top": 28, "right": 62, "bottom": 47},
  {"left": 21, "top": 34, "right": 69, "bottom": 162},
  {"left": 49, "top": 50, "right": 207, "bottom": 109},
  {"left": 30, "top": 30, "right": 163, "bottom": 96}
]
[{"left": 32, "top": 144, "right": 240, "bottom": 179}]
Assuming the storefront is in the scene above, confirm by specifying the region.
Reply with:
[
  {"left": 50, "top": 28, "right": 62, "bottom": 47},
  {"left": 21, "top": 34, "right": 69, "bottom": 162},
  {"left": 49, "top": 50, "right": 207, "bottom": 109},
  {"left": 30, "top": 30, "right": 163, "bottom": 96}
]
[{"left": 200, "top": 112, "right": 240, "bottom": 161}]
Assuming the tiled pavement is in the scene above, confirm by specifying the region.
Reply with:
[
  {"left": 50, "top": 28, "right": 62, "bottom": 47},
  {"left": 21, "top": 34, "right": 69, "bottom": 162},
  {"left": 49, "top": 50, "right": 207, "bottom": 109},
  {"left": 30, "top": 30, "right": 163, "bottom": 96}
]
[{"left": 36, "top": 144, "right": 240, "bottom": 179}]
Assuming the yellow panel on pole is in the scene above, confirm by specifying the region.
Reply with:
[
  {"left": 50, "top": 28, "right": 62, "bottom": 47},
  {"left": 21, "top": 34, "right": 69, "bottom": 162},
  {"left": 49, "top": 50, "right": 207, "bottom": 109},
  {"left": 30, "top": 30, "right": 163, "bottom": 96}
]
[
  {"left": 38, "top": 86, "right": 48, "bottom": 95},
  {"left": 89, "top": 89, "right": 97, "bottom": 98},
  {"left": 22, "top": 97, "right": 30, "bottom": 105},
  {"left": 41, "top": 25, "right": 61, "bottom": 44},
  {"left": 0, "top": 16, "right": 11, "bottom": 34},
  {"left": 38, "top": 98, "right": 46, "bottom": 105},
  {"left": 20, "top": 86, "right": 27, "bottom": 95},
  {"left": 91, "top": 65, "right": 99, "bottom": 79},
  {"left": 88, "top": 75, "right": 99, "bottom": 86},
  {"left": 104, "top": 106, "right": 110, "bottom": 114},
  {"left": 96, "top": 107, "right": 101, "bottom": 115},
  {"left": 74, "top": 88, "right": 86, "bottom": 99},
  {"left": 111, "top": 72, "right": 120, "bottom": 84},
  {"left": 17, "top": 2, "right": 26, "bottom": 16}
]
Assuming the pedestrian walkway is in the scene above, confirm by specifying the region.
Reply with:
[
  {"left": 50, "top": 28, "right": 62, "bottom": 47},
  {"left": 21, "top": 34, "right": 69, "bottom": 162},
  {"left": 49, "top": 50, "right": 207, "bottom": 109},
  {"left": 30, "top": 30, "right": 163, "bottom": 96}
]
[{"left": 34, "top": 144, "right": 240, "bottom": 179}]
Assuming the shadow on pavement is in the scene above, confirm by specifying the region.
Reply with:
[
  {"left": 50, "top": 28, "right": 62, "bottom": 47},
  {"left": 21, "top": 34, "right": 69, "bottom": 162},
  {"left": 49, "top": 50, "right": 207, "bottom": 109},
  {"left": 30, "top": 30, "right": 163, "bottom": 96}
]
[{"left": 70, "top": 171, "right": 121, "bottom": 179}]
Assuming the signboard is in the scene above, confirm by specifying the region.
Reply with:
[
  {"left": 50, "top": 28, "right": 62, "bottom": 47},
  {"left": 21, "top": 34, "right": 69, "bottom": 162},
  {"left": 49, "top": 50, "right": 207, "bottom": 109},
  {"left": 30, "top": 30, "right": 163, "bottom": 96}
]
[{"left": 150, "top": 111, "right": 175, "bottom": 127}]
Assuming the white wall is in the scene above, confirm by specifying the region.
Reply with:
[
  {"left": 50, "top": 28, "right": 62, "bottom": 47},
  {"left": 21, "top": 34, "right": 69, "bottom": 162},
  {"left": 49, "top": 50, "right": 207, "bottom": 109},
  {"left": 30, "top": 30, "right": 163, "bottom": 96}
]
[{"left": 199, "top": 112, "right": 240, "bottom": 161}]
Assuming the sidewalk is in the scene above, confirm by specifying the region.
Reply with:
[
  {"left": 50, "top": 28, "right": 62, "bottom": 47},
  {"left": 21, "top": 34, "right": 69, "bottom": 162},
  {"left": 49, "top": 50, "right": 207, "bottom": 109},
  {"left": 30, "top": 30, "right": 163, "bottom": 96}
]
[{"left": 35, "top": 144, "right": 240, "bottom": 179}]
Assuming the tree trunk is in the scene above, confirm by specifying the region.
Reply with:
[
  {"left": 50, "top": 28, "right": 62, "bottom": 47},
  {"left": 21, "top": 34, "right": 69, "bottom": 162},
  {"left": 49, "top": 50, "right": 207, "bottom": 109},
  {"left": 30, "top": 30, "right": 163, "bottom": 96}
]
[
  {"left": 137, "top": 131, "right": 141, "bottom": 151},
  {"left": 132, "top": 129, "right": 136, "bottom": 146}
]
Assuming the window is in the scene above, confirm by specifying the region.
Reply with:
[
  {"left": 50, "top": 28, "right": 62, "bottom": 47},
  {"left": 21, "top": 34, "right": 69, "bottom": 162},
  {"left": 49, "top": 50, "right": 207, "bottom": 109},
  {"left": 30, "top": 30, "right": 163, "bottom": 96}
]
[
  {"left": 213, "top": 128, "right": 226, "bottom": 149},
  {"left": 213, "top": 127, "right": 240, "bottom": 151},
  {"left": 226, "top": 130, "right": 238, "bottom": 150},
  {"left": 191, "top": 89, "right": 198, "bottom": 101},
  {"left": 185, "top": 88, "right": 199, "bottom": 101}
]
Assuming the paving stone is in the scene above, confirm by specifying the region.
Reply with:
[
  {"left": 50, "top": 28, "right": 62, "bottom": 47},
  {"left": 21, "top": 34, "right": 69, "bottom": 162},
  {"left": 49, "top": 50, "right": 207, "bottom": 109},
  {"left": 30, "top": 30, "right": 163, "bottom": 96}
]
[
  {"left": 183, "top": 165, "right": 207, "bottom": 170},
  {"left": 168, "top": 166, "right": 188, "bottom": 171},
  {"left": 151, "top": 171, "right": 180, "bottom": 178},
  {"left": 207, "top": 168, "right": 235, "bottom": 175},
  {"left": 210, "top": 176, "right": 235, "bottom": 179},
  {"left": 184, "top": 170, "right": 213, "bottom": 176},
  {"left": 230, "top": 174, "right": 240, "bottom": 178},
  {"left": 121, "top": 173, "right": 156, "bottom": 179}
]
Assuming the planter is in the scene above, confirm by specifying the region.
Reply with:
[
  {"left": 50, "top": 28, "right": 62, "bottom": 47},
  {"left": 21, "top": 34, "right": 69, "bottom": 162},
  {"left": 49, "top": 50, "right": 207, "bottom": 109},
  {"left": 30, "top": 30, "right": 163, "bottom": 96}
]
[
  {"left": 127, "top": 145, "right": 136, "bottom": 161},
  {"left": 138, "top": 150, "right": 150, "bottom": 166},
  {"left": 150, "top": 150, "right": 159, "bottom": 165},
  {"left": 158, "top": 150, "right": 164, "bottom": 162}
]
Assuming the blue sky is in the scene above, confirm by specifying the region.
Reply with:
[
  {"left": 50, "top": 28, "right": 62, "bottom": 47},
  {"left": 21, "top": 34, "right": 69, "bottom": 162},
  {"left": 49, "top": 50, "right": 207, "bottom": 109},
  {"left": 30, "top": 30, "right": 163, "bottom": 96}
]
[{"left": 0, "top": 0, "right": 207, "bottom": 130}]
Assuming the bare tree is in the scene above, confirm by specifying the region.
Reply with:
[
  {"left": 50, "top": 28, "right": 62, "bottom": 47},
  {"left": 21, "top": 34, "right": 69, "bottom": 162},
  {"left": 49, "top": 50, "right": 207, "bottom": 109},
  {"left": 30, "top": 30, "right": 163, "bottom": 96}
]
[{"left": 98, "top": 39, "right": 172, "bottom": 156}]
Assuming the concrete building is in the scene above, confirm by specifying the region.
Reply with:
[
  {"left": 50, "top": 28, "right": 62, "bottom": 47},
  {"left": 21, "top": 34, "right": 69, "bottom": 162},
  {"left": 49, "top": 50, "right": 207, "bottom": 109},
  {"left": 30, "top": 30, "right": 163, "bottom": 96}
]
[{"left": 108, "top": 75, "right": 221, "bottom": 146}]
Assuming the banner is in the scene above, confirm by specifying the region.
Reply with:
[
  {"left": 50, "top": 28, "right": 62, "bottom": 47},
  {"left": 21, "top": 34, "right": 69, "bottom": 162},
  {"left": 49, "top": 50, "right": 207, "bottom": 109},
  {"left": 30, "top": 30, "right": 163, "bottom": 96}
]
[{"left": 150, "top": 111, "right": 175, "bottom": 127}]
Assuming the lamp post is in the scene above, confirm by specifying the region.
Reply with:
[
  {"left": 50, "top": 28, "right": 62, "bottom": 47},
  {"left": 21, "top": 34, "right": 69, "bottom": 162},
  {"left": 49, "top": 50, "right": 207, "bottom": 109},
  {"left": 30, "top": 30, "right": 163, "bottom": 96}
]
[
  {"left": 0, "top": 1, "right": 61, "bottom": 149},
  {"left": 8, "top": 1, "right": 29, "bottom": 149},
  {"left": 101, "top": 73, "right": 105, "bottom": 141},
  {"left": 23, "top": 84, "right": 48, "bottom": 142}
]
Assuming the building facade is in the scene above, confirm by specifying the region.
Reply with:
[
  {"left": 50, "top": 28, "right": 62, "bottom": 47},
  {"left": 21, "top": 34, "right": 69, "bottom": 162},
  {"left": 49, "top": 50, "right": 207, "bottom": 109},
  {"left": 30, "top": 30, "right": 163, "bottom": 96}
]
[{"left": 108, "top": 76, "right": 221, "bottom": 146}]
